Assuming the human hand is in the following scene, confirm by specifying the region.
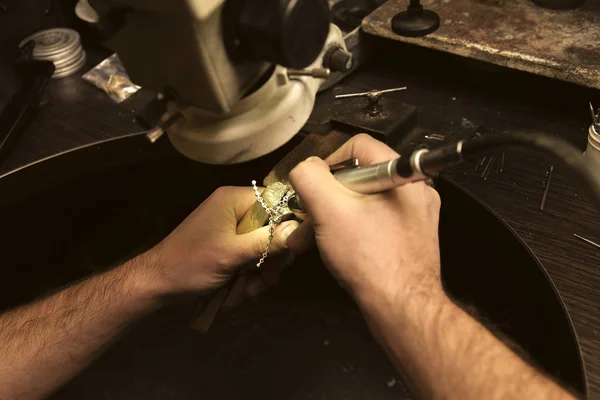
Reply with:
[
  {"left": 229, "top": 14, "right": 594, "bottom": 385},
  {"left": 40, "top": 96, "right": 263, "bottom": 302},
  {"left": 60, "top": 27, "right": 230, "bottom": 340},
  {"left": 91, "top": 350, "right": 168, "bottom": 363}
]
[
  {"left": 287, "top": 134, "right": 443, "bottom": 306},
  {"left": 144, "top": 186, "right": 300, "bottom": 297}
]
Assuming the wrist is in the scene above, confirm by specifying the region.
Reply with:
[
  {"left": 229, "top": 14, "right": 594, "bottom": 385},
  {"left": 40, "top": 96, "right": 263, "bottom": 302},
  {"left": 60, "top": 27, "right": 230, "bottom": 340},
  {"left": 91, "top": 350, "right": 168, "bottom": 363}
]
[
  {"left": 354, "top": 269, "right": 448, "bottom": 321},
  {"left": 120, "top": 249, "right": 170, "bottom": 308}
]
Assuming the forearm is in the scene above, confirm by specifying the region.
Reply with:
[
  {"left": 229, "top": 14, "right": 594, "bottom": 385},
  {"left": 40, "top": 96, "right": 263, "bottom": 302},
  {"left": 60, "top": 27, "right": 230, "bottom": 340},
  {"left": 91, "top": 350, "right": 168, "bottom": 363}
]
[
  {"left": 358, "top": 276, "right": 574, "bottom": 400},
  {"left": 0, "top": 251, "right": 162, "bottom": 399}
]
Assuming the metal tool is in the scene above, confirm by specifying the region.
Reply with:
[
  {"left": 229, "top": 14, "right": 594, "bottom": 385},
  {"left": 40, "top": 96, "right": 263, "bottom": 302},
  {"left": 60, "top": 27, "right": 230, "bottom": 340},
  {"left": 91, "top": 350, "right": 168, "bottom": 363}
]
[
  {"left": 335, "top": 87, "right": 407, "bottom": 99},
  {"left": 335, "top": 87, "right": 407, "bottom": 116},
  {"left": 474, "top": 156, "right": 486, "bottom": 172},
  {"left": 290, "top": 130, "right": 600, "bottom": 215},
  {"left": 540, "top": 166, "right": 554, "bottom": 211},
  {"left": 425, "top": 133, "right": 445, "bottom": 141},
  {"left": 288, "top": 157, "right": 360, "bottom": 215},
  {"left": 574, "top": 234, "right": 600, "bottom": 250},
  {"left": 89, "top": 0, "right": 346, "bottom": 164},
  {"left": 329, "top": 157, "right": 360, "bottom": 172},
  {"left": 481, "top": 156, "right": 495, "bottom": 180},
  {"left": 288, "top": 147, "right": 431, "bottom": 213},
  {"left": 589, "top": 102, "right": 599, "bottom": 131},
  {"left": 287, "top": 68, "right": 331, "bottom": 79}
]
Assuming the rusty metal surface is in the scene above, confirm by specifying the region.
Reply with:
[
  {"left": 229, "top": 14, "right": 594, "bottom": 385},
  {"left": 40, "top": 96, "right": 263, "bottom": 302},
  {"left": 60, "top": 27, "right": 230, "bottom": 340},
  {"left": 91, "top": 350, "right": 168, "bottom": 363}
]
[{"left": 363, "top": 0, "right": 600, "bottom": 89}]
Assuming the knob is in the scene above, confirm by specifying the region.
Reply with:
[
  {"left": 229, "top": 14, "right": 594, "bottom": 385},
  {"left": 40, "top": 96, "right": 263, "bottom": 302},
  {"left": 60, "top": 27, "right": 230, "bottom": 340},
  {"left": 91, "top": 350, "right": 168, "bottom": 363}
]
[
  {"left": 323, "top": 46, "right": 353, "bottom": 72},
  {"left": 224, "top": 0, "right": 331, "bottom": 69},
  {"left": 391, "top": 0, "right": 440, "bottom": 38}
]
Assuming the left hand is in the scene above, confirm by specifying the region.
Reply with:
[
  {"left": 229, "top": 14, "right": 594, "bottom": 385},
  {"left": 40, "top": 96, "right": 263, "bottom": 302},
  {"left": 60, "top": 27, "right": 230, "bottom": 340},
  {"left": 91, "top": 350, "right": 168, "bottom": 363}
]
[{"left": 143, "top": 186, "right": 301, "bottom": 297}]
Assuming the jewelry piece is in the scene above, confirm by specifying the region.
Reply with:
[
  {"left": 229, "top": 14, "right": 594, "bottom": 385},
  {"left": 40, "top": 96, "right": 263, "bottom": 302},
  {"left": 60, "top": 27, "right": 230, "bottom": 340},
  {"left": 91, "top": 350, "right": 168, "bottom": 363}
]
[{"left": 251, "top": 180, "right": 293, "bottom": 267}]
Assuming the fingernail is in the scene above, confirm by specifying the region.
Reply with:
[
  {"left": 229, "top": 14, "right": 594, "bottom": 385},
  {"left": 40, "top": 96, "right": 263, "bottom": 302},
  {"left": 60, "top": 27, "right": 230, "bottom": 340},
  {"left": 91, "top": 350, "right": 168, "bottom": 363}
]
[
  {"left": 305, "top": 156, "right": 321, "bottom": 162},
  {"left": 280, "top": 221, "right": 300, "bottom": 246}
]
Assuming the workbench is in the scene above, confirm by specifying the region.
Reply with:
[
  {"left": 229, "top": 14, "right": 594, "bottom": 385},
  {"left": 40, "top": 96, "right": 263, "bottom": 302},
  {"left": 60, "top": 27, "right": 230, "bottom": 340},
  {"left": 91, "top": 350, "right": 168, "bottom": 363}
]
[{"left": 2, "top": 41, "right": 600, "bottom": 397}]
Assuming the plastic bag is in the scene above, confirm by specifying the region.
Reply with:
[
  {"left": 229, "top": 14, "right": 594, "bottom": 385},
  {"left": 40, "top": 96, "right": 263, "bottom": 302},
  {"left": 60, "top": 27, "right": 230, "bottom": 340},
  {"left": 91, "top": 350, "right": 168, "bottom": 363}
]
[{"left": 82, "top": 54, "right": 141, "bottom": 103}]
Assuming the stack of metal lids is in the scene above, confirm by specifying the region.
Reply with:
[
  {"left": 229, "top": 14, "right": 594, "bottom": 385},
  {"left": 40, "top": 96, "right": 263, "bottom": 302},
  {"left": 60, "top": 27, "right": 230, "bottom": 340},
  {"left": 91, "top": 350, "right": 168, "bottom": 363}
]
[{"left": 20, "top": 28, "right": 86, "bottom": 79}]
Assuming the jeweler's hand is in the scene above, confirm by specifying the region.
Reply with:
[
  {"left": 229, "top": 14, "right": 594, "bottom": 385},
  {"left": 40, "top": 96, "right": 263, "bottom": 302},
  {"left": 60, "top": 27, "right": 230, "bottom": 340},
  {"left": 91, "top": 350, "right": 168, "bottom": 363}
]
[
  {"left": 147, "top": 186, "right": 300, "bottom": 297},
  {"left": 287, "top": 134, "right": 442, "bottom": 304}
]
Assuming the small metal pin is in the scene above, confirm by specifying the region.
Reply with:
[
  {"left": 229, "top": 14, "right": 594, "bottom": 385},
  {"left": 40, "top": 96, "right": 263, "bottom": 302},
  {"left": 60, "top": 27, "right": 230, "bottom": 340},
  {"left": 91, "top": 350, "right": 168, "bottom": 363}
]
[
  {"left": 474, "top": 156, "right": 486, "bottom": 172},
  {"left": 539, "top": 166, "right": 554, "bottom": 211},
  {"left": 589, "top": 102, "right": 600, "bottom": 132},
  {"left": 574, "top": 234, "right": 600, "bottom": 250},
  {"left": 590, "top": 102, "right": 598, "bottom": 124},
  {"left": 484, "top": 158, "right": 495, "bottom": 180},
  {"left": 500, "top": 152, "right": 505, "bottom": 173},
  {"left": 424, "top": 134, "right": 445, "bottom": 141},
  {"left": 481, "top": 156, "right": 495, "bottom": 179}
]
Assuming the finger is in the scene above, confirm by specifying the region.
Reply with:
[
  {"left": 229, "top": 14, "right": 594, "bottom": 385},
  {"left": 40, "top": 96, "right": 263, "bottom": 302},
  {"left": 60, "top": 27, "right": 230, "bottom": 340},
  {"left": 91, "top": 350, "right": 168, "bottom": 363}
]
[
  {"left": 327, "top": 134, "right": 399, "bottom": 166},
  {"left": 232, "top": 186, "right": 262, "bottom": 222},
  {"left": 222, "top": 275, "right": 249, "bottom": 309},
  {"left": 285, "top": 218, "right": 315, "bottom": 254},
  {"left": 213, "top": 186, "right": 262, "bottom": 223},
  {"left": 236, "top": 220, "right": 301, "bottom": 260},
  {"left": 246, "top": 252, "right": 294, "bottom": 298},
  {"left": 289, "top": 157, "right": 349, "bottom": 219}
]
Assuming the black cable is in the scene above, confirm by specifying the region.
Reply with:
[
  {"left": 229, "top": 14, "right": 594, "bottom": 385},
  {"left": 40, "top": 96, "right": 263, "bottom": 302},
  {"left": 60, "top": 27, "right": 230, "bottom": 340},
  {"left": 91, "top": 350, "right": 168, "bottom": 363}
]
[{"left": 420, "top": 130, "right": 600, "bottom": 210}]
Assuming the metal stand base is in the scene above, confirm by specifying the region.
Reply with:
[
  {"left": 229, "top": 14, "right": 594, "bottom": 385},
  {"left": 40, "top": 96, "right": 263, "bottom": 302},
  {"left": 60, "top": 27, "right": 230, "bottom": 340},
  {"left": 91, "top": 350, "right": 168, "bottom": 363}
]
[{"left": 391, "top": 7, "right": 440, "bottom": 37}]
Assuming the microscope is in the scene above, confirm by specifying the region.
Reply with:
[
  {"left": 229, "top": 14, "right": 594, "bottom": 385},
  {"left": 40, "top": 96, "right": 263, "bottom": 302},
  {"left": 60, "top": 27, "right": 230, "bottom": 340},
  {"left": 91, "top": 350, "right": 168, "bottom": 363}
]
[{"left": 86, "top": 0, "right": 354, "bottom": 164}]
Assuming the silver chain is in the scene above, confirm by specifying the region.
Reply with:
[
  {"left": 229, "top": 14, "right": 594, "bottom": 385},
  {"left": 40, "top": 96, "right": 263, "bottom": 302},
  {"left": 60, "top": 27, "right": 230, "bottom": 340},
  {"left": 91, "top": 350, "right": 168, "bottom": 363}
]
[{"left": 251, "top": 180, "right": 291, "bottom": 268}]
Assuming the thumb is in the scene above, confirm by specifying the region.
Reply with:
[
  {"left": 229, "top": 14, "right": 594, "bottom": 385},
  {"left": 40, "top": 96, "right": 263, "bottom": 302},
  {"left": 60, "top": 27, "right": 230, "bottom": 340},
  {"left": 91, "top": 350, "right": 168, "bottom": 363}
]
[
  {"left": 289, "top": 156, "right": 345, "bottom": 219},
  {"left": 238, "top": 220, "right": 301, "bottom": 261}
]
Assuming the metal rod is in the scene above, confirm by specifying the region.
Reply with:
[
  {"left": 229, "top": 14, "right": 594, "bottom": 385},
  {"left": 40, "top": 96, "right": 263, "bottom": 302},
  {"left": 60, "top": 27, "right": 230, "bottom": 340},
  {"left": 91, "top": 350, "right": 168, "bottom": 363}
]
[
  {"left": 500, "top": 152, "right": 505, "bottom": 172},
  {"left": 288, "top": 68, "right": 330, "bottom": 79},
  {"left": 481, "top": 156, "right": 494, "bottom": 179},
  {"left": 539, "top": 166, "right": 554, "bottom": 211},
  {"left": 483, "top": 157, "right": 496, "bottom": 181},
  {"left": 335, "top": 87, "right": 407, "bottom": 99},
  {"left": 424, "top": 134, "right": 445, "bottom": 141},
  {"left": 574, "top": 234, "right": 600, "bottom": 250},
  {"left": 474, "top": 156, "right": 486, "bottom": 172},
  {"left": 484, "top": 156, "right": 495, "bottom": 180}
]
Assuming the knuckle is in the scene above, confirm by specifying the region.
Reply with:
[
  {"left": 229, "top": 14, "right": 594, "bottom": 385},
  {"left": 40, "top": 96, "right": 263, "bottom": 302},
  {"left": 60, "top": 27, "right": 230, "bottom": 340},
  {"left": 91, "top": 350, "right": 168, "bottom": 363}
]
[
  {"left": 212, "top": 186, "right": 231, "bottom": 198},
  {"left": 289, "top": 161, "right": 312, "bottom": 186},
  {"left": 352, "top": 133, "right": 375, "bottom": 146}
]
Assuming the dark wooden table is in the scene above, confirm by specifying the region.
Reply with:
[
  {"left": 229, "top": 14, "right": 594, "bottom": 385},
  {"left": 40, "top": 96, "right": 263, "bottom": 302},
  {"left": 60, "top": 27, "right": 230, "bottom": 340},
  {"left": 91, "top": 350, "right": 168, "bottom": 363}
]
[{"left": 2, "top": 42, "right": 600, "bottom": 397}]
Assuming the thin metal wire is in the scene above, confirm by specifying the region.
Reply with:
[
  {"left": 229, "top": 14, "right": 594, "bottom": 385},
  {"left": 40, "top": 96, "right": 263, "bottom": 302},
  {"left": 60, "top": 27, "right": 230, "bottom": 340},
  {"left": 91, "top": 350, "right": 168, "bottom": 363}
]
[
  {"left": 574, "top": 234, "right": 600, "bottom": 250},
  {"left": 539, "top": 166, "right": 554, "bottom": 211}
]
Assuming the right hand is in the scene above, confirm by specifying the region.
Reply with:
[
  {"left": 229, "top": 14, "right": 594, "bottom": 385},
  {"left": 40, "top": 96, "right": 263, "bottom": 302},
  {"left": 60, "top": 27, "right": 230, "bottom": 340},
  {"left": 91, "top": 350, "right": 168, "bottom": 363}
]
[{"left": 287, "top": 134, "right": 443, "bottom": 306}]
